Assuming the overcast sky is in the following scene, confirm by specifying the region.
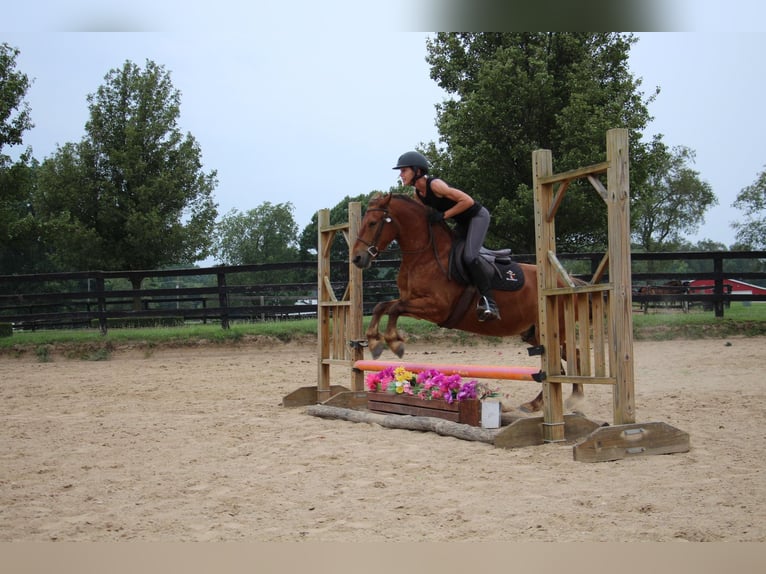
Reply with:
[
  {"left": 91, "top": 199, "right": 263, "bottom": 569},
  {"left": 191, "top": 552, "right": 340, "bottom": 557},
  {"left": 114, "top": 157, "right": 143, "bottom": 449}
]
[{"left": 3, "top": 2, "right": 765, "bottom": 262}]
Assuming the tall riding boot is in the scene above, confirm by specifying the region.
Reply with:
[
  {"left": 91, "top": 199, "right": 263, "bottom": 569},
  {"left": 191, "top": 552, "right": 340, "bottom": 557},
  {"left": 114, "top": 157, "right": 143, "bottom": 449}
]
[{"left": 467, "top": 260, "right": 501, "bottom": 322}]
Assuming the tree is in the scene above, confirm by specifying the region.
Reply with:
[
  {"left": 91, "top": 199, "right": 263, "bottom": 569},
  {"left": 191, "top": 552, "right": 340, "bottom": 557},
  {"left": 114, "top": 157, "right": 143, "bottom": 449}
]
[
  {"left": 631, "top": 140, "right": 717, "bottom": 252},
  {"left": 0, "top": 43, "right": 39, "bottom": 275},
  {"left": 33, "top": 59, "right": 218, "bottom": 279},
  {"left": 732, "top": 167, "right": 766, "bottom": 249},
  {"left": 214, "top": 202, "right": 299, "bottom": 266},
  {"left": 298, "top": 191, "right": 389, "bottom": 261},
  {"left": 297, "top": 191, "right": 397, "bottom": 283},
  {"left": 0, "top": 43, "right": 32, "bottom": 150},
  {"left": 423, "top": 33, "right": 658, "bottom": 253}
]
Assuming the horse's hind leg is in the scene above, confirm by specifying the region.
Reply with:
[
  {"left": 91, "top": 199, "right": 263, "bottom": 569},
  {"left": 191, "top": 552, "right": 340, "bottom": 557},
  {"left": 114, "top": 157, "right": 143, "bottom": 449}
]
[
  {"left": 516, "top": 319, "right": 586, "bottom": 413},
  {"left": 519, "top": 326, "right": 544, "bottom": 412},
  {"left": 519, "top": 392, "right": 544, "bottom": 414},
  {"left": 518, "top": 368, "right": 579, "bottom": 413},
  {"left": 518, "top": 351, "right": 585, "bottom": 414},
  {"left": 562, "top": 346, "right": 585, "bottom": 410}
]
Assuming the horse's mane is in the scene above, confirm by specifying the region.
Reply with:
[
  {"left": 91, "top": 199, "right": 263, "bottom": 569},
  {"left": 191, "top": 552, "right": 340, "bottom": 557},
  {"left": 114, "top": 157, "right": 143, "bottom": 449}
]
[
  {"left": 369, "top": 192, "right": 456, "bottom": 243},
  {"left": 390, "top": 193, "right": 424, "bottom": 208},
  {"left": 370, "top": 192, "right": 427, "bottom": 212}
]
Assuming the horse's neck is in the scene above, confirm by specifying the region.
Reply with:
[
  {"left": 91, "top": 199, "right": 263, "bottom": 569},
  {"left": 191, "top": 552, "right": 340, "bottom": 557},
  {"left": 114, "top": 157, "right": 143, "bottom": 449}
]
[{"left": 397, "top": 221, "right": 452, "bottom": 262}]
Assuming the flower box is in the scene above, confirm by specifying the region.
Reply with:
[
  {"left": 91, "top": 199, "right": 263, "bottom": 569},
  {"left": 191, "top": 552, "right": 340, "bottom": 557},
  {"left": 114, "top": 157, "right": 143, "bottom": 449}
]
[{"left": 367, "top": 392, "right": 481, "bottom": 427}]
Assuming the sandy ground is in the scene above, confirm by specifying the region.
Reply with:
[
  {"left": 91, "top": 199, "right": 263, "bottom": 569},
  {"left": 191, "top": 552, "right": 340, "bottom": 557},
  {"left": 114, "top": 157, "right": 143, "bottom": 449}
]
[{"left": 0, "top": 335, "right": 764, "bottom": 542}]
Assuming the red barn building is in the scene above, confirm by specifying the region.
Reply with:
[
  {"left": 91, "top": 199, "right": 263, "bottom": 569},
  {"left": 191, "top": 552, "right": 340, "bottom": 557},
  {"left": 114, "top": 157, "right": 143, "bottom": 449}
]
[{"left": 688, "top": 279, "right": 766, "bottom": 297}]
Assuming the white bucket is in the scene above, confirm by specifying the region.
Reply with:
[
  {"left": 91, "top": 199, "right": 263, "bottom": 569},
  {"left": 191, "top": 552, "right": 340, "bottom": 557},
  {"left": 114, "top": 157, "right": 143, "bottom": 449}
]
[{"left": 481, "top": 400, "right": 501, "bottom": 429}]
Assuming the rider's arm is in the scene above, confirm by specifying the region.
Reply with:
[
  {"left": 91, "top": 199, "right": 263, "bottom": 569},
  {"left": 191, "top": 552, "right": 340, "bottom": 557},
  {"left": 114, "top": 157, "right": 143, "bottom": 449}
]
[{"left": 429, "top": 178, "right": 475, "bottom": 219}]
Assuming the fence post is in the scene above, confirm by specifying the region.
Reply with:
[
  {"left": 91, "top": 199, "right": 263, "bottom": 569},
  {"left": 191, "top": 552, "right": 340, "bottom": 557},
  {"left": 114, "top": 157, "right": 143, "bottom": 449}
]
[
  {"left": 713, "top": 255, "right": 724, "bottom": 318},
  {"left": 217, "top": 271, "right": 230, "bottom": 329},
  {"left": 95, "top": 274, "right": 107, "bottom": 335}
]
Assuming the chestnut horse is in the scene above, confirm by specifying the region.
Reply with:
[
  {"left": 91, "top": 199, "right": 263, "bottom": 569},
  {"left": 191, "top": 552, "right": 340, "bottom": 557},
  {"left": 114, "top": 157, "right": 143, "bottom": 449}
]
[{"left": 351, "top": 193, "right": 583, "bottom": 413}]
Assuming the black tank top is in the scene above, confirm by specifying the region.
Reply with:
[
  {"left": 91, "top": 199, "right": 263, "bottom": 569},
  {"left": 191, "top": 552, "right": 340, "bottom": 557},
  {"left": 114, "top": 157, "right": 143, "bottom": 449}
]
[{"left": 418, "top": 177, "right": 482, "bottom": 226}]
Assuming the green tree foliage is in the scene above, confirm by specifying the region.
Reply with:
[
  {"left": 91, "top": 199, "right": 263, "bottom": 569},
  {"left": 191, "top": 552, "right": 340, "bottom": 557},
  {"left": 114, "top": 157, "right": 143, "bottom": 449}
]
[
  {"left": 732, "top": 166, "right": 766, "bottom": 249},
  {"left": 298, "top": 192, "right": 376, "bottom": 261},
  {"left": 215, "top": 202, "right": 299, "bottom": 265},
  {"left": 214, "top": 201, "right": 305, "bottom": 284},
  {"left": 631, "top": 140, "right": 717, "bottom": 252},
  {"left": 0, "top": 44, "right": 32, "bottom": 151},
  {"left": 0, "top": 43, "right": 40, "bottom": 275},
  {"left": 297, "top": 192, "right": 402, "bottom": 284},
  {"left": 423, "top": 33, "right": 658, "bottom": 253},
  {"left": 33, "top": 59, "right": 218, "bottom": 278}
]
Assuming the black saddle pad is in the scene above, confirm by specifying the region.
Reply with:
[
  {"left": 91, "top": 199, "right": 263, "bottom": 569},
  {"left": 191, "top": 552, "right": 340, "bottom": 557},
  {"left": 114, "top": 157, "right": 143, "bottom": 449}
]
[{"left": 449, "top": 241, "right": 525, "bottom": 292}]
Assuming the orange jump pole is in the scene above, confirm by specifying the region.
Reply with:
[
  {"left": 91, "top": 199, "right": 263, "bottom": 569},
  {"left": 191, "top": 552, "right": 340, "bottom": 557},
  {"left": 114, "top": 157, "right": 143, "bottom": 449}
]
[{"left": 353, "top": 360, "right": 540, "bottom": 381}]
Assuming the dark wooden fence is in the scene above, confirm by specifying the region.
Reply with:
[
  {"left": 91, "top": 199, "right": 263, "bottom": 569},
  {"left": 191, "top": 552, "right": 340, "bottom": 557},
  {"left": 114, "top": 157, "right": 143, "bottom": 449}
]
[
  {"left": 0, "top": 262, "right": 333, "bottom": 333},
  {"left": 557, "top": 251, "right": 766, "bottom": 318},
  {"left": 1, "top": 251, "right": 765, "bottom": 333}
]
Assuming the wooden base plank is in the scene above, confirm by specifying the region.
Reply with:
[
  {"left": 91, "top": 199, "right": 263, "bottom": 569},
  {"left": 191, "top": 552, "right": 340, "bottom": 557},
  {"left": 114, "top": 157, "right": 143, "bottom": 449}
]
[
  {"left": 282, "top": 385, "right": 351, "bottom": 407},
  {"left": 573, "top": 422, "right": 690, "bottom": 462},
  {"left": 323, "top": 390, "right": 370, "bottom": 409},
  {"left": 494, "top": 413, "right": 605, "bottom": 449}
]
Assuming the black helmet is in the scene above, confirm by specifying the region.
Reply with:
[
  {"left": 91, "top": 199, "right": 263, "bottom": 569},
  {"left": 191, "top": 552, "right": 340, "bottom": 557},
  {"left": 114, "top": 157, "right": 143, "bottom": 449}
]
[{"left": 393, "top": 151, "right": 429, "bottom": 174}]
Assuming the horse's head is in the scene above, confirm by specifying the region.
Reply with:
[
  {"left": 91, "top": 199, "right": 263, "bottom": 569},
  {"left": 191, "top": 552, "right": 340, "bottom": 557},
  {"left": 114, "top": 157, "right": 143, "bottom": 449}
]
[{"left": 351, "top": 193, "right": 399, "bottom": 269}]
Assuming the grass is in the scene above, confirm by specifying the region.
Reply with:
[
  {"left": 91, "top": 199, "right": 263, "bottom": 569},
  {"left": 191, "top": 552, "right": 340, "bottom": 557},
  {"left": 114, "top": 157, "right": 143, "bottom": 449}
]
[
  {"left": 631, "top": 302, "right": 766, "bottom": 340},
  {"left": 1, "top": 303, "right": 764, "bottom": 358}
]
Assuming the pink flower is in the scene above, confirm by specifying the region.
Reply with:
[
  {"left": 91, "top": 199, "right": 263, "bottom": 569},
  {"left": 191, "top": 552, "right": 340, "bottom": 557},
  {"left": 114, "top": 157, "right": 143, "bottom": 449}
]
[{"left": 366, "top": 365, "right": 493, "bottom": 404}]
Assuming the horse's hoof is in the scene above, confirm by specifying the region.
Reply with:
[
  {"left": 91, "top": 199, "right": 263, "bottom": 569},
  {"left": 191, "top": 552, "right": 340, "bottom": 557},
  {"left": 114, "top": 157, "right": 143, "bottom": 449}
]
[
  {"left": 390, "top": 343, "right": 405, "bottom": 358},
  {"left": 565, "top": 395, "right": 585, "bottom": 411},
  {"left": 370, "top": 342, "right": 385, "bottom": 359}
]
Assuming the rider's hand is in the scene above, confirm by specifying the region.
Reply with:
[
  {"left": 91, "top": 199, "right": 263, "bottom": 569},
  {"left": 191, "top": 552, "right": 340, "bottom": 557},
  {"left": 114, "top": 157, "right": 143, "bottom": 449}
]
[{"left": 428, "top": 211, "right": 444, "bottom": 224}]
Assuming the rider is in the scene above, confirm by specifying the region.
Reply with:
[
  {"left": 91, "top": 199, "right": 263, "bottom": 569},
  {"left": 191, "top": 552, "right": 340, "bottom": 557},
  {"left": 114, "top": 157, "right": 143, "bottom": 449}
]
[{"left": 393, "top": 150, "right": 501, "bottom": 322}]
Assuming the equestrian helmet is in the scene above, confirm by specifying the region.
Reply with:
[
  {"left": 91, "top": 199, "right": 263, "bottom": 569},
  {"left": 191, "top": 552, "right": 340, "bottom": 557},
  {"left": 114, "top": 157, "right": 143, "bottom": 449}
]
[{"left": 393, "top": 151, "right": 429, "bottom": 174}]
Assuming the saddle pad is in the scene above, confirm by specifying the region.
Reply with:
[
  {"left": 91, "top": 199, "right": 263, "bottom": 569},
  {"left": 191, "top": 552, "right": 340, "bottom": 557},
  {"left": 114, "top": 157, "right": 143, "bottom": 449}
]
[{"left": 489, "top": 259, "right": 526, "bottom": 292}]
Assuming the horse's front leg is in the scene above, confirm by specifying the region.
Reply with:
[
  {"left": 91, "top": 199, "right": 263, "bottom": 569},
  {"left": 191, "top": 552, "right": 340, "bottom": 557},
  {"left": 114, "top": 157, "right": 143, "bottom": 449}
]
[
  {"left": 382, "top": 307, "right": 406, "bottom": 358},
  {"left": 366, "top": 300, "right": 397, "bottom": 359},
  {"left": 381, "top": 297, "right": 438, "bottom": 358}
]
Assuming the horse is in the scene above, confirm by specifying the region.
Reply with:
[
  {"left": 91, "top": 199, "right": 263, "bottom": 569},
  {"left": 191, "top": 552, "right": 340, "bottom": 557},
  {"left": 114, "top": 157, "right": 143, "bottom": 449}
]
[
  {"left": 635, "top": 280, "right": 690, "bottom": 313},
  {"left": 351, "top": 192, "right": 583, "bottom": 413}
]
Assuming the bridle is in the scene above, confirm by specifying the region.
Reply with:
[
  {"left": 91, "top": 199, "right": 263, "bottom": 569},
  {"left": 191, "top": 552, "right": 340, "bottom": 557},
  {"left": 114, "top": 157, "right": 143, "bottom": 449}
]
[
  {"left": 355, "top": 207, "right": 393, "bottom": 259},
  {"left": 356, "top": 203, "right": 447, "bottom": 274}
]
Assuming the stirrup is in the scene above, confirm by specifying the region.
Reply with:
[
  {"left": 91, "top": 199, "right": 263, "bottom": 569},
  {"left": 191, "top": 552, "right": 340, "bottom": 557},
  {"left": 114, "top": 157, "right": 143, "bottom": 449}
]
[{"left": 477, "top": 296, "right": 501, "bottom": 322}]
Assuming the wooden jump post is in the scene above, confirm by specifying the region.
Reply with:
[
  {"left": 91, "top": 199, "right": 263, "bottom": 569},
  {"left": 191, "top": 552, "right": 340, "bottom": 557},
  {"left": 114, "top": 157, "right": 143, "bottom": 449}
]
[
  {"left": 282, "top": 202, "right": 366, "bottom": 407},
  {"left": 533, "top": 128, "right": 688, "bottom": 460}
]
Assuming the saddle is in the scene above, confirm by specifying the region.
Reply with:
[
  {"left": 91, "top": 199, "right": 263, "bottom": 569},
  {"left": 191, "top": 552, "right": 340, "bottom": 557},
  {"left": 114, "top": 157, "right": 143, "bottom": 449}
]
[
  {"left": 448, "top": 241, "right": 525, "bottom": 292},
  {"left": 437, "top": 240, "right": 525, "bottom": 329}
]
